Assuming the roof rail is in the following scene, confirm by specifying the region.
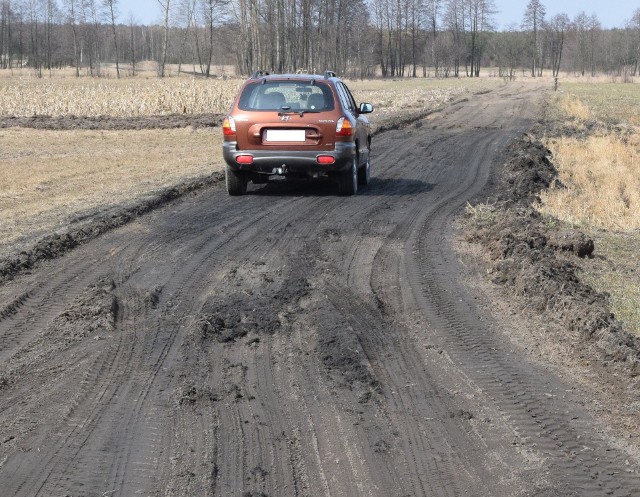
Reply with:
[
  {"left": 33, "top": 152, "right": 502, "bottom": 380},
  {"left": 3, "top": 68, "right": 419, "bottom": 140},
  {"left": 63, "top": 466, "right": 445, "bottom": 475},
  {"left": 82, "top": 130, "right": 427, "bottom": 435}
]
[
  {"left": 323, "top": 70, "right": 337, "bottom": 79},
  {"left": 251, "top": 70, "right": 270, "bottom": 79}
]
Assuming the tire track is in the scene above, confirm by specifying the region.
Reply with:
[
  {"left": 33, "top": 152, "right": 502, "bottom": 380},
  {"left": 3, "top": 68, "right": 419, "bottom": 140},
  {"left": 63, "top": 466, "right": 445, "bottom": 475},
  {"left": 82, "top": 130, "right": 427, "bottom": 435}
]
[{"left": 2, "top": 82, "right": 638, "bottom": 497}]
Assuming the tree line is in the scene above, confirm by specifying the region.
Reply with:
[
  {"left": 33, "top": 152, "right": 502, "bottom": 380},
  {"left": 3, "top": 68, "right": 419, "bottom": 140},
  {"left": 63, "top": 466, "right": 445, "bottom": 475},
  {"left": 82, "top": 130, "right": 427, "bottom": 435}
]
[{"left": 0, "top": 0, "right": 639, "bottom": 79}]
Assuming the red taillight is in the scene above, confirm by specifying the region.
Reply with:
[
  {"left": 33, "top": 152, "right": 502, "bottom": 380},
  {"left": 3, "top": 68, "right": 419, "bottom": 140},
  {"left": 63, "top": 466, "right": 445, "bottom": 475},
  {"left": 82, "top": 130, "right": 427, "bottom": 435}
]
[
  {"left": 236, "top": 155, "right": 253, "bottom": 164},
  {"left": 223, "top": 116, "right": 236, "bottom": 137},
  {"left": 335, "top": 117, "right": 353, "bottom": 137},
  {"left": 317, "top": 155, "right": 335, "bottom": 164}
]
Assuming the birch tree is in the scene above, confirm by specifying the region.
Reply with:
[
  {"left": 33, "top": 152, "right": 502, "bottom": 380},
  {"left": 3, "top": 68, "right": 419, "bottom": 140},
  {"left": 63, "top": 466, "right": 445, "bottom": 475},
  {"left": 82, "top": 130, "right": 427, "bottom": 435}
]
[
  {"left": 156, "top": 0, "right": 170, "bottom": 76},
  {"left": 103, "top": 0, "right": 118, "bottom": 77}
]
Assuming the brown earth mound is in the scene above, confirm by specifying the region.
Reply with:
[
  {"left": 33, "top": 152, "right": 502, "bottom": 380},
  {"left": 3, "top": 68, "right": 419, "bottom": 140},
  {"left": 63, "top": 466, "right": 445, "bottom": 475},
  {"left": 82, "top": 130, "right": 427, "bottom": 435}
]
[
  {"left": 0, "top": 113, "right": 223, "bottom": 130},
  {"left": 464, "top": 135, "right": 640, "bottom": 376}
]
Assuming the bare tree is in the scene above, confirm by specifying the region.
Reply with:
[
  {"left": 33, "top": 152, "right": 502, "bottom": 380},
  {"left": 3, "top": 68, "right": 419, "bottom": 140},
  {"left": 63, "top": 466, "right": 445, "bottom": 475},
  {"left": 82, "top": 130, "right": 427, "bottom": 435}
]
[
  {"left": 26, "top": 0, "right": 44, "bottom": 76},
  {"left": 443, "top": 0, "right": 465, "bottom": 77},
  {"left": 127, "top": 11, "right": 136, "bottom": 75},
  {"left": 632, "top": 8, "right": 640, "bottom": 76},
  {"left": 587, "top": 14, "right": 600, "bottom": 77},
  {"left": 425, "top": 0, "right": 443, "bottom": 76},
  {"left": 44, "top": 0, "right": 59, "bottom": 74},
  {"left": 522, "top": 0, "right": 545, "bottom": 76},
  {"left": 573, "top": 11, "right": 589, "bottom": 76},
  {"left": 175, "top": 0, "right": 194, "bottom": 74},
  {"left": 494, "top": 23, "right": 524, "bottom": 80},
  {"left": 81, "top": 0, "right": 102, "bottom": 76},
  {"left": 63, "top": 0, "right": 81, "bottom": 75},
  {"left": 0, "top": 0, "right": 10, "bottom": 68},
  {"left": 465, "top": 0, "right": 496, "bottom": 77},
  {"left": 102, "top": 0, "right": 118, "bottom": 77},
  {"left": 548, "top": 13, "right": 568, "bottom": 78},
  {"left": 200, "top": 0, "right": 226, "bottom": 76},
  {"left": 156, "top": 0, "right": 170, "bottom": 76}
]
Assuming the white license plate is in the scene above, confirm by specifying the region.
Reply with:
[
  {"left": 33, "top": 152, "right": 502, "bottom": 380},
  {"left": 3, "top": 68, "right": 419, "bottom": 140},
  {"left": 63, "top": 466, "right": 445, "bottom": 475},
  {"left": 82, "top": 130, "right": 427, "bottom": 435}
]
[{"left": 266, "top": 129, "right": 306, "bottom": 142}]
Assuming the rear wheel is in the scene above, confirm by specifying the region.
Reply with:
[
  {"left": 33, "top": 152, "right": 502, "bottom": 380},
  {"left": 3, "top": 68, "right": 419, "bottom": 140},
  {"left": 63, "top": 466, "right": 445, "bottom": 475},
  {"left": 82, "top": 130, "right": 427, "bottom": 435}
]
[
  {"left": 226, "top": 165, "right": 248, "bottom": 196},
  {"left": 338, "top": 159, "right": 358, "bottom": 196},
  {"left": 358, "top": 154, "right": 371, "bottom": 186}
]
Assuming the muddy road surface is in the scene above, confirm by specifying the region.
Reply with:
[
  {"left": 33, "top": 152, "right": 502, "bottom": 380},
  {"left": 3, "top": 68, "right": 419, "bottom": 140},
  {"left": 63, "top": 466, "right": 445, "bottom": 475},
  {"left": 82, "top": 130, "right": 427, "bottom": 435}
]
[{"left": 1, "top": 84, "right": 639, "bottom": 496}]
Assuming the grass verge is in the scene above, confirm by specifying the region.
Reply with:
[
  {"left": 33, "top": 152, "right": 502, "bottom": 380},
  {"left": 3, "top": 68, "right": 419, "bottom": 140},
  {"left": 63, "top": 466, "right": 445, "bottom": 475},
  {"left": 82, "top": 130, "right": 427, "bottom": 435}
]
[{"left": 538, "top": 83, "right": 640, "bottom": 335}]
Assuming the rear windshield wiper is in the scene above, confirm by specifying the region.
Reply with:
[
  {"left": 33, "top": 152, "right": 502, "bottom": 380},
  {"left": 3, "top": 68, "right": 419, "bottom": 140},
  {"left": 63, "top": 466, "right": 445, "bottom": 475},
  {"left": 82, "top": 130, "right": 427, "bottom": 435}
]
[{"left": 278, "top": 107, "right": 321, "bottom": 117}]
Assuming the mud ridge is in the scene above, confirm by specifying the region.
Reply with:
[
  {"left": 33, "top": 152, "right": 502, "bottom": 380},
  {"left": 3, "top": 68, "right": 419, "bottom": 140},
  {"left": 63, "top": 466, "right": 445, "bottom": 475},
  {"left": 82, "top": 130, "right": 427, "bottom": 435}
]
[
  {"left": 0, "top": 171, "right": 224, "bottom": 285},
  {"left": 0, "top": 113, "right": 224, "bottom": 130},
  {"left": 463, "top": 134, "right": 640, "bottom": 376}
]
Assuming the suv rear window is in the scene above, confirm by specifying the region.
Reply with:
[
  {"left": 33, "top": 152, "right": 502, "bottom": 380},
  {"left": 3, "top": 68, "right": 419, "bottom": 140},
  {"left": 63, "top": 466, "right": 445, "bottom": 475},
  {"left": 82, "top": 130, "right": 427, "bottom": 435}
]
[{"left": 238, "top": 81, "right": 335, "bottom": 112}]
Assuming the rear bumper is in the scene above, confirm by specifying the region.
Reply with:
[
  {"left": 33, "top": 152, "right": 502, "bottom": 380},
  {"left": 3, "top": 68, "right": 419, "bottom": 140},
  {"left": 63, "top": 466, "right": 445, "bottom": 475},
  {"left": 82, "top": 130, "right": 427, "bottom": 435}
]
[{"left": 223, "top": 141, "right": 356, "bottom": 175}]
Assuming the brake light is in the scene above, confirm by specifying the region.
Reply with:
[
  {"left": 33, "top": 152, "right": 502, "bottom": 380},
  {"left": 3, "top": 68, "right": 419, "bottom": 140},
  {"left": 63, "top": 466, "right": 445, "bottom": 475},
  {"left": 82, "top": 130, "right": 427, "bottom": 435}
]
[
  {"left": 236, "top": 155, "right": 253, "bottom": 164},
  {"left": 335, "top": 117, "right": 353, "bottom": 137},
  {"left": 317, "top": 155, "right": 335, "bottom": 164},
  {"left": 223, "top": 116, "right": 236, "bottom": 137}
]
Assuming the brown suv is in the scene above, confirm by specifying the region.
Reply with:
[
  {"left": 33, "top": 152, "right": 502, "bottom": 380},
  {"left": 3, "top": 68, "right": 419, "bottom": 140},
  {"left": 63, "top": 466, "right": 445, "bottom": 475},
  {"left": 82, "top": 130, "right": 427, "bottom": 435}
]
[{"left": 222, "top": 71, "right": 373, "bottom": 195}]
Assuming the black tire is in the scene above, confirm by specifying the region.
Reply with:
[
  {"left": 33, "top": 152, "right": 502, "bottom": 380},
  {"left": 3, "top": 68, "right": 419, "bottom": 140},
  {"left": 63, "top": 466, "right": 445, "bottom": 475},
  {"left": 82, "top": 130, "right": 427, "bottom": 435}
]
[
  {"left": 249, "top": 173, "right": 269, "bottom": 185},
  {"left": 226, "top": 165, "right": 248, "bottom": 196},
  {"left": 337, "top": 159, "right": 358, "bottom": 196},
  {"left": 357, "top": 154, "right": 371, "bottom": 186}
]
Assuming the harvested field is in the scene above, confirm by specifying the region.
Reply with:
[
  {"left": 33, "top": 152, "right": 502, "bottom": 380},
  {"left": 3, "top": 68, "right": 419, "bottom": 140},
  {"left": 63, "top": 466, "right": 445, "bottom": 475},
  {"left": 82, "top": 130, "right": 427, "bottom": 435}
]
[
  {"left": 0, "top": 127, "right": 222, "bottom": 256},
  {"left": 0, "top": 73, "right": 499, "bottom": 118},
  {"left": 0, "top": 78, "right": 241, "bottom": 117}
]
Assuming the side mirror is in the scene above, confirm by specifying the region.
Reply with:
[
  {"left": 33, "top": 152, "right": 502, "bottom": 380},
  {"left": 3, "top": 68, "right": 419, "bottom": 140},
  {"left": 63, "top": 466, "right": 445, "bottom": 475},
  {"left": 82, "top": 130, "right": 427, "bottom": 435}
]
[{"left": 359, "top": 103, "right": 373, "bottom": 114}]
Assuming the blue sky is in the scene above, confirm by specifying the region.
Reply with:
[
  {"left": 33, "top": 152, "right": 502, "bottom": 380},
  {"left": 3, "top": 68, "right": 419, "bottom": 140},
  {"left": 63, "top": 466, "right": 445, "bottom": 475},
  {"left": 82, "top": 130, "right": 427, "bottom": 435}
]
[
  {"left": 123, "top": 0, "right": 637, "bottom": 30},
  {"left": 494, "top": 0, "right": 637, "bottom": 29}
]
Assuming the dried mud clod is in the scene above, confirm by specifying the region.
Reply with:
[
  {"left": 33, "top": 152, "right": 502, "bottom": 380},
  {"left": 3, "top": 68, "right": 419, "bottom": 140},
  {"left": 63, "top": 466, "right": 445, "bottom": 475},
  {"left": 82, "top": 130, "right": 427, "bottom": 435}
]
[
  {"left": 465, "top": 134, "right": 640, "bottom": 376},
  {"left": 56, "top": 277, "right": 118, "bottom": 336},
  {"left": 197, "top": 273, "right": 309, "bottom": 344},
  {"left": 315, "top": 303, "right": 382, "bottom": 395},
  {"left": 177, "top": 384, "right": 219, "bottom": 406}
]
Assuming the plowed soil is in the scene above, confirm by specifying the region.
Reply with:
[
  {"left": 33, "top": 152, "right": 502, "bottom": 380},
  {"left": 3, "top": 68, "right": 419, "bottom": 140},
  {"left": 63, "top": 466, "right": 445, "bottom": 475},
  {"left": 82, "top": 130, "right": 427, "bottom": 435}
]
[{"left": 1, "top": 83, "right": 639, "bottom": 496}]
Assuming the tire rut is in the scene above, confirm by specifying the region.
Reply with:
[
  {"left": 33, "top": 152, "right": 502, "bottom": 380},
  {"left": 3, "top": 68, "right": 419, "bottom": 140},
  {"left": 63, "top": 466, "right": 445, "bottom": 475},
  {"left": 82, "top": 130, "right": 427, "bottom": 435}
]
[{"left": 1, "top": 82, "right": 638, "bottom": 496}]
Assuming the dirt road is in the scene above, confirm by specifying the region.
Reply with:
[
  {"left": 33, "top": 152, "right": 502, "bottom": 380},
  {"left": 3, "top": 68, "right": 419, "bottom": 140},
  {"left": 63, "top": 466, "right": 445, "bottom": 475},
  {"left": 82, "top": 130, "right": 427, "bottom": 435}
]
[{"left": 1, "top": 84, "right": 638, "bottom": 496}]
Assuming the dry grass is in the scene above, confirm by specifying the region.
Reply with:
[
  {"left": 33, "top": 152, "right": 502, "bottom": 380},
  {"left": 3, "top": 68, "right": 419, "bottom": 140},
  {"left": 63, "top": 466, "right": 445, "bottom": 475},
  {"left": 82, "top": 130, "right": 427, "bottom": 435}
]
[
  {"left": 556, "top": 94, "right": 592, "bottom": 121},
  {"left": 539, "top": 83, "right": 640, "bottom": 335},
  {"left": 0, "top": 127, "right": 223, "bottom": 253},
  {"left": 538, "top": 132, "right": 640, "bottom": 231},
  {"left": 554, "top": 81, "right": 640, "bottom": 126},
  {"left": 579, "top": 232, "right": 640, "bottom": 335}
]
